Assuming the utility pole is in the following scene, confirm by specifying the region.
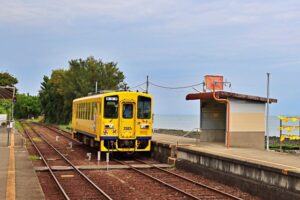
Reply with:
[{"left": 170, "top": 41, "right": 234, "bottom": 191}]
[
  {"left": 95, "top": 81, "right": 98, "bottom": 93},
  {"left": 266, "top": 73, "right": 270, "bottom": 151},
  {"left": 12, "top": 86, "right": 15, "bottom": 121},
  {"left": 146, "top": 75, "right": 149, "bottom": 93}
]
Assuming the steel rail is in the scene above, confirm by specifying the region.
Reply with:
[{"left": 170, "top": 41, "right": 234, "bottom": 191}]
[
  {"left": 135, "top": 159, "right": 243, "bottom": 200},
  {"left": 25, "top": 122, "right": 113, "bottom": 200},
  {"left": 31, "top": 122, "right": 81, "bottom": 145},
  {"left": 113, "top": 159, "right": 200, "bottom": 200},
  {"left": 33, "top": 123, "right": 99, "bottom": 156},
  {"left": 20, "top": 122, "right": 71, "bottom": 200}
]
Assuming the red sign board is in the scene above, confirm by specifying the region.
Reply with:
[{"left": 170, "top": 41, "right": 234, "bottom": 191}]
[{"left": 205, "top": 75, "right": 224, "bottom": 90}]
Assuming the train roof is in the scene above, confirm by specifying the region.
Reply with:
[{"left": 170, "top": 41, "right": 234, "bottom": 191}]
[{"left": 73, "top": 91, "right": 152, "bottom": 102}]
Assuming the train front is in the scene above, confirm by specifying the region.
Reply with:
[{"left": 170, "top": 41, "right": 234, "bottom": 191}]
[{"left": 100, "top": 92, "right": 152, "bottom": 152}]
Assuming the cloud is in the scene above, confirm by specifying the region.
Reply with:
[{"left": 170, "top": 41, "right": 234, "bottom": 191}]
[
  {"left": 0, "top": 0, "right": 175, "bottom": 25},
  {"left": 1, "top": 1, "right": 300, "bottom": 27}
]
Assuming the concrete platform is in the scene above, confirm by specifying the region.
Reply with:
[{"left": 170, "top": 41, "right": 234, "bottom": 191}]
[
  {"left": 153, "top": 133, "right": 300, "bottom": 172},
  {"left": 152, "top": 133, "right": 300, "bottom": 200},
  {"left": 0, "top": 127, "right": 45, "bottom": 200}
]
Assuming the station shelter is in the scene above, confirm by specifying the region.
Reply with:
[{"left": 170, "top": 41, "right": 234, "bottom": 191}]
[{"left": 186, "top": 91, "right": 277, "bottom": 150}]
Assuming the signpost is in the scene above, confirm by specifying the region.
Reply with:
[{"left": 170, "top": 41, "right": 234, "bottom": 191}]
[
  {"left": 97, "top": 151, "right": 101, "bottom": 167},
  {"left": 106, "top": 152, "right": 109, "bottom": 171},
  {"left": 278, "top": 116, "right": 300, "bottom": 151}
]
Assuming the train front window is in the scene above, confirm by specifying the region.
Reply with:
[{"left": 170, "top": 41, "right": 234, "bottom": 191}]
[
  {"left": 138, "top": 96, "right": 151, "bottom": 119},
  {"left": 104, "top": 96, "right": 119, "bottom": 118},
  {"left": 123, "top": 104, "right": 133, "bottom": 119}
]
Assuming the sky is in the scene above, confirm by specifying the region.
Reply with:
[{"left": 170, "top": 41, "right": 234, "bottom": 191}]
[{"left": 1, "top": 0, "right": 300, "bottom": 116}]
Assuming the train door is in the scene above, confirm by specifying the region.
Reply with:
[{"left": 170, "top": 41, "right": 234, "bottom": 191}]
[{"left": 119, "top": 102, "right": 135, "bottom": 139}]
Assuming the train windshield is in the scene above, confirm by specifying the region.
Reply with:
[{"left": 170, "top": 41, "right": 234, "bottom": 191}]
[
  {"left": 123, "top": 104, "right": 133, "bottom": 119},
  {"left": 138, "top": 96, "right": 151, "bottom": 119},
  {"left": 104, "top": 96, "right": 119, "bottom": 118}
]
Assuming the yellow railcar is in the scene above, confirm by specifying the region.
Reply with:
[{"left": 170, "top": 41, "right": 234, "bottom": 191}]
[{"left": 71, "top": 91, "right": 153, "bottom": 152}]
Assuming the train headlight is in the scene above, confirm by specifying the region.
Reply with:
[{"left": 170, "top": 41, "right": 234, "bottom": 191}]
[
  {"left": 105, "top": 124, "right": 114, "bottom": 129},
  {"left": 140, "top": 124, "right": 149, "bottom": 129}
]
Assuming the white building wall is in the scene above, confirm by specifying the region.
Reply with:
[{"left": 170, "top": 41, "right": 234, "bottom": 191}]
[{"left": 230, "top": 99, "right": 265, "bottom": 132}]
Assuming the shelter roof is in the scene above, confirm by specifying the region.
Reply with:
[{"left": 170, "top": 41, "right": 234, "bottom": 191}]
[
  {"left": 0, "top": 87, "right": 14, "bottom": 100},
  {"left": 186, "top": 91, "right": 277, "bottom": 103}
]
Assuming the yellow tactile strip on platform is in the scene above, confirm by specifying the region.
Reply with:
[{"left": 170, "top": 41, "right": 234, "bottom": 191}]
[{"left": 6, "top": 131, "right": 15, "bottom": 200}]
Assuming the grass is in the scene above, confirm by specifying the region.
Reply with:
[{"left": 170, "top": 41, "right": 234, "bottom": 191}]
[
  {"left": 32, "top": 137, "right": 42, "bottom": 143},
  {"left": 28, "top": 116, "right": 44, "bottom": 123},
  {"left": 15, "top": 120, "right": 24, "bottom": 134},
  {"left": 269, "top": 144, "right": 300, "bottom": 150},
  {"left": 29, "top": 155, "right": 40, "bottom": 161},
  {"left": 58, "top": 122, "right": 72, "bottom": 132}
]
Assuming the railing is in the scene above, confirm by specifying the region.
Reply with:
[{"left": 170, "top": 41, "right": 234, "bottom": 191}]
[
  {"left": 183, "top": 128, "right": 201, "bottom": 137},
  {"left": 182, "top": 128, "right": 202, "bottom": 146}
]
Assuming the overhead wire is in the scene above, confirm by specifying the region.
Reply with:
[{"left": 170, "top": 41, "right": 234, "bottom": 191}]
[
  {"left": 129, "top": 82, "right": 146, "bottom": 89},
  {"left": 149, "top": 81, "right": 204, "bottom": 90}
]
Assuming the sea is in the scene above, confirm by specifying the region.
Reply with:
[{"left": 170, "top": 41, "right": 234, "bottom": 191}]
[{"left": 153, "top": 115, "right": 297, "bottom": 137}]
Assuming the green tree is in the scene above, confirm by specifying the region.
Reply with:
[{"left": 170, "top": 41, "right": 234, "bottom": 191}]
[
  {"left": 61, "top": 57, "right": 125, "bottom": 121},
  {"left": 39, "top": 57, "right": 125, "bottom": 123},
  {"left": 39, "top": 70, "right": 66, "bottom": 123},
  {"left": 0, "top": 100, "right": 11, "bottom": 115},
  {"left": 14, "top": 93, "right": 41, "bottom": 119},
  {"left": 0, "top": 72, "right": 18, "bottom": 87},
  {"left": 0, "top": 72, "right": 18, "bottom": 120}
]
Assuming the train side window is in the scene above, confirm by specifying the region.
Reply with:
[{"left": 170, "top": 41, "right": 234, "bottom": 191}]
[
  {"left": 85, "top": 103, "right": 87, "bottom": 120},
  {"left": 75, "top": 104, "right": 77, "bottom": 118},
  {"left": 76, "top": 104, "right": 78, "bottom": 119},
  {"left": 81, "top": 104, "right": 83, "bottom": 119},
  {"left": 81, "top": 103, "right": 84, "bottom": 119},
  {"left": 88, "top": 103, "right": 90, "bottom": 120},
  {"left": 78, "top": 104, "right": 80, "bottom": 119},
  {"left": 89, "top": 103, "right": 90, "bottom": 119},
  {"left": 91, "top": 103, "right": 94, "bottom": 120},
  {"left": 82, "top": 103, "right": 86, "bottom": 119},
  {"left": 90, "top": 103, "right": 94, "bottom": 120},
  {"left": 92, "top": 102, "right": 96, "bottom": 120},
  {"left": 80, "top": 104, "right": 82, "bottom": 119},
  {"left": 89, "top": 103, "right": 92, "bottom": 120},
  {"left": 81, "top": 103, "right": 83, "bottom": 119},
  {"left": 79, "top": 104, "right": 81, "bottom": 119},
  {"left": 80, "top": 103, "right": 82, "bottom": 119},
  {"left": 91, "top": 103, "right": 93, "bottom": 120},
  {"left": 87, "top": 103, "right": 89, "bottom": 120},
  {"left": 85, "top": 103, "right": 88, "bottom": 120}
]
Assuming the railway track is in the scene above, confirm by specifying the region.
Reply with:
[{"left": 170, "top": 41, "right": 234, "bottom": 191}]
[
  {"left": 32, "top": 122, "right": 80, "bottom": 145},
  {"left": 136, "top": 159, "right": 243, "bottom": 200},
  {"left": 26, "top": 122, "right": 254, "bottom": 199},
  {"left": 114, "top": 158, "right": 243, "bottom": 200},
  {"left": 21, "top": 122, "right": 113, "bottom": 200}
]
